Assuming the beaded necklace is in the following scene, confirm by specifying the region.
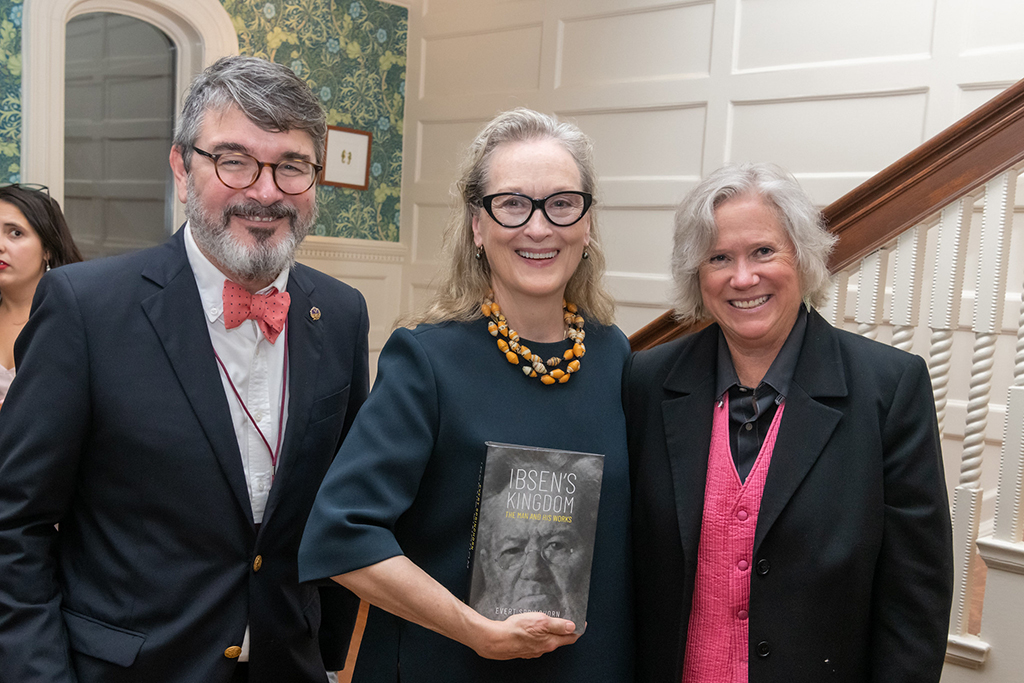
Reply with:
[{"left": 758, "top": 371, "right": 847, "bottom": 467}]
[{"left": 482, "top": 294, "right": 586, "bottom": 385}]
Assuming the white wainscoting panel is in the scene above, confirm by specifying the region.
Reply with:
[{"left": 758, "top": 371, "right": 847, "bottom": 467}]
[
  {"left": 736, "top": 0, "right": 935, "bottom": 71},
  {"left": 421, "top": 25, "right": 543, "bottom": 97},
  {"left": 556, "top": 2, "right": 714, "bottom": 87}
]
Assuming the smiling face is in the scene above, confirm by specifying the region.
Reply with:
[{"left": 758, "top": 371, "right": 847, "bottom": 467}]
[
  {"left": 170, "top": 105, "right": 317, "bottom": 288},
  {"left": 699, "top": 194, "right": 803, "bottom": 358},
  {"left": 472, "top": 138, "right": 590, "bottom": 314},
  {"left": 0, "top": 201, "right": 47, "bottom": 295}
]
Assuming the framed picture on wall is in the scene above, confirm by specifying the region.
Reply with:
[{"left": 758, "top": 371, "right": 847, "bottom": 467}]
[{"left": 320, "top": 126, "right": 373, "bottom": 191}]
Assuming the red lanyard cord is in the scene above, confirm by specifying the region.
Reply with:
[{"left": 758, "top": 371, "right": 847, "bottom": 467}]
[{"left": 213, "top": 322, "right": 289, "bottom": 472}]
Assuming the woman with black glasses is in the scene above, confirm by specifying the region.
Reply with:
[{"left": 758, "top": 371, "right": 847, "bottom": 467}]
[
  {"left": 0, "top": 184, "right": 82, "bottom": 408},
  {"left": 299, "top": 108, "right": 633, "bottom": 681}
]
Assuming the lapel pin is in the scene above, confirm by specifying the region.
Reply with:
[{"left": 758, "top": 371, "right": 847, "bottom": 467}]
[{"left": 309, "top": 306, "right": 321, "bottom": 321}]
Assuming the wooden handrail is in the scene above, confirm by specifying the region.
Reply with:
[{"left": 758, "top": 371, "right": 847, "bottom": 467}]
[{"left": 630, "top": 76, "right": 1024, "bottom": 352}]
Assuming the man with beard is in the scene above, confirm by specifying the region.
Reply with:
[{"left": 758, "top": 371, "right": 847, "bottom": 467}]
[{"left": 0, "top": 56, "right": 369, "bottom": 683}]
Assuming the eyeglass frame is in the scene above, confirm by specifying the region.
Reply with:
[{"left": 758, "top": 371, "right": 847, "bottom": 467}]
[
  {"left": 191, "top": 146, "right": 324, "bottom": 196},
  {"left": 479, "top": 191, "right": 593, "bottom": 228},
  {"left": 493, "top": 539, "right": 576, "bottom": 571},
  {"left": 0, "top": 183, "right": 50, "bottom": 197}
]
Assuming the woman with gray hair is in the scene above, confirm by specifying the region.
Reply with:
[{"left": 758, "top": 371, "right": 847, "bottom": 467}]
[
  {"left": 626, "top": 162, "right": 952, "bottom": 683},
  {"left": 300, "top": 108, "right": 633, "bottom": 681}
]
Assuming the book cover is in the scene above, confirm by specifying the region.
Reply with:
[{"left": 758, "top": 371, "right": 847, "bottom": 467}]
[{"left": 467, "top": 442, "right": 605, "bottom": 635}]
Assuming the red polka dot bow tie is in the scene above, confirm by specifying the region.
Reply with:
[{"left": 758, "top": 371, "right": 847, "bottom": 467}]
[{"left": 222, "top": 279, "right": 291, "bottom": 344}]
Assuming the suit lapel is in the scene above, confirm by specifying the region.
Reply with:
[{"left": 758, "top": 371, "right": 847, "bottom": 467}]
[
  {"left": 140, "top": 232, "right": 253, "bottom": 522},
  {"left": 660, "top": 328, "right": 718, "bottom": 560},
  {"left": 754, "top": 309, "right": 847, "bottom": 553},
  {"left": 261, "top": 267, "right": 324, "bottom": 522}
]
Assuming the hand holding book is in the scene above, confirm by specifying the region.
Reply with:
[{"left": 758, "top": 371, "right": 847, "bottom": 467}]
[{"left": 332, "top": 555, "right": 580, "bottom": 660}]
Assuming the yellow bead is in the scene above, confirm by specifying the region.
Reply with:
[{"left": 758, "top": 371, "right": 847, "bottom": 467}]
[
  {"left": 567, "top": 359, "right": 580, "bottom": 373},
  {"left": 550, "top": 369, "right": 565, "bottom": 380},
  {"left": 563, "top": 349, "right": 575, "bottom": 360},
  {"left": 490, "top": 302, "right": 500, "bottom": 314},
  {"left": 481, "top": 303, "right": 491, "bottom": 317},
  {"left": 506, "top": 351, "right": 519, "bottom": 364},
  {"left": 558, "top": 374, "right": 571, "bottom": 383},
  {"left": 530, "top": 371, "right": 538, "bottom": 378},
  {"left": 573, "top": 315, "right": 584, "bottom": 326},
  {"left": 573, "top": 343, "right": 584, "bottom": 358},
  {"left": 566, "top": 302, "right": 578, "bottom": 313},
  {"left": 497, "top": 339, "right": 509, "bottom": 353},
  {"left": 540, "top": 375, "right": 557, "bottom": 385},
  {"left": 519, "top": 345, "right": 531, "bottom": 358}
]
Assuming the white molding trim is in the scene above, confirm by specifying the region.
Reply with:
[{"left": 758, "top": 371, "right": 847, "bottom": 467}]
[
  {"left": 22, "top": 0, "right": 238, "bottom": 216},
  {"left": 976, "top": 536, "right": 1024, "bottom": 575},
  {"left": 297, "top": 236, "right": 408, "bottom": 264},
  {"left": 945, "top": 634, "right": 992, "bottom": 669}
]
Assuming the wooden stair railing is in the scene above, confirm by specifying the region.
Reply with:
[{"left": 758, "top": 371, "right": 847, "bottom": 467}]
[{"left": 629, "top": 76, "right": 1024, "bottom": 352}]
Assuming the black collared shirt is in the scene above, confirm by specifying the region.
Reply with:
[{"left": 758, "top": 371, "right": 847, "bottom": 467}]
[{"left": 714, "top": 305, "right": 807, "bottom": 483}]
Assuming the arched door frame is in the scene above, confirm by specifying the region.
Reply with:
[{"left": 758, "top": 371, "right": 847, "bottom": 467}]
[{"left": 22, "top": 0, "right": 238, "bottom": 225}]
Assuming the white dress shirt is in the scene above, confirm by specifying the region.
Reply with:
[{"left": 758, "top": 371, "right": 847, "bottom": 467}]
[{"left": 184, "top": 224, "right": 291, "bottom": 661}]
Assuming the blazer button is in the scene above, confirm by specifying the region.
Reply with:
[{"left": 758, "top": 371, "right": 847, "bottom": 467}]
[
  {"left": 253, "top": 555, "right": 263, "bottom": 572},
  {"left": 756, "top": 558, "right": 770, "bottom": 575},
  {"left": 756, "top": 641, "right": 771, "bottom": 658},
  {"left": 224, "top": 646, "right": 242, "bottom": 659}
]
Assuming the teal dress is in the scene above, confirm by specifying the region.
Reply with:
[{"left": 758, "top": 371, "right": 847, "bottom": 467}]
[{"left": 299, "top": 317, "right": 634, "bottom": 682}]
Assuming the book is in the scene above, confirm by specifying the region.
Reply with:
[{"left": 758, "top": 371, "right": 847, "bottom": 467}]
[{"left": 467, "top": 441, "right": 605, "bottom": 635}]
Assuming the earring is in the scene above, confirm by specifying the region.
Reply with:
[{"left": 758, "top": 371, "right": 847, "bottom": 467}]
[
  {"left": 45, "top": 261, "right": 51, "bottom": 272},
  {"left": 475, "top": 246, "right": 484, "bottom": 260},
  {"left": 582, "top": 249, "right": 589, "bottom": 260}
]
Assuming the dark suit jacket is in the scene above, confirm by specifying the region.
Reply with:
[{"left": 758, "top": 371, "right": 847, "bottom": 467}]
[
  {"left": 0, "top": 230, "right": 369, "bottom": 683},
  {"left": 626, "top": 308, "right": 953, "bottom": 683}
]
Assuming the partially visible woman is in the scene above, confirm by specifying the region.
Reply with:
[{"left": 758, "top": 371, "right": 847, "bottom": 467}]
[
  {"left": 627, "top": 162, "right": 953, "bottom": 683},
  {"left": 299, "top": 108, "right": 633, "bottom": 681},
  {"left": 0, "top": 184, "right": 83, "bottom": 408}
]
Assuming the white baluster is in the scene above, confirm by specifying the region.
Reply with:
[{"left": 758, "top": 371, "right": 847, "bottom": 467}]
[
  {"left": 890, "top": 224, "right": 927, "bottom": 352},
  {"left": 927, "top": 198, "right": 973, "bottom": 436},
  {"left": 820, "top": 271, "right": 849, "bottom": 327},
  {"left": 950, "top": 171, "right": 1016, "bottom": 642},
  {"left": 989, "top": 168, "right": 1024, "bottom": 547},
  {"left": 855, "top": 248, "right": 887, "bottom": 341}
]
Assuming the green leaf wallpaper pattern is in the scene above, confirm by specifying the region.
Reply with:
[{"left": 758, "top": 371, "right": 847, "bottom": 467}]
[
  {"left": 0, "top": 0, "right": 22, "bottom": 183},
  {"left": 0, "top": 0, "right": 406, "bottom": 241},
  {"left": 221, "top": 0, "right": 407, "bottom": 241}
]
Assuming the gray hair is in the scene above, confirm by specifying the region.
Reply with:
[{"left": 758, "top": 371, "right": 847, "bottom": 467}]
[
  {"left": 670, "top": 162, "right": 836, "bottom": 321},
  {"left": 173, "top": 56, "right": 327, "bottom": 169},
  {"left": 405, "top": 107, "right": 614, "bottom": 327}
]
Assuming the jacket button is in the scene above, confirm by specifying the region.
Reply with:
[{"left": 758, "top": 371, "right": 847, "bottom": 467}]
[
  {"left": 253, "top": 555, "right": 263, "bottom": 572},
  {"left": 224, "top": 646, "right": 242, "bottom": 659},
  {"left": 756, "top": 558, "right": 770, "bottom": 575},
  {"left": 756, "top": 641, "right": 771, "bottom": 657}
]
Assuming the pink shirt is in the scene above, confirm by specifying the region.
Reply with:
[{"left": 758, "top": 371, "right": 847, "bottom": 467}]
[{"left": 682, "top": 396, "right": 785, "bottom": 683}]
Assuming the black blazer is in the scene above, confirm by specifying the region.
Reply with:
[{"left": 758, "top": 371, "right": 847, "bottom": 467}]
[
  {"left": 626, "top": 308, "right": 953, "bottom": 683},
  {"left": 0, "top": 230, "right": 369, "bottom": 683}
]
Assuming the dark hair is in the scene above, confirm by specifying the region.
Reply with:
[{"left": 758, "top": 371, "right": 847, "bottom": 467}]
[
  {"left": 0, "top": 186, "right": 83, "bottom": 268},
  {"left": 173, "top": 55, "right": 328, "bottom": 169}
]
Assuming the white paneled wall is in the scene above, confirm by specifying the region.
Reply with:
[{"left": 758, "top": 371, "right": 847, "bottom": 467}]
[{"left": 396, "top": 0, "right": 1024, "bottom": 341}]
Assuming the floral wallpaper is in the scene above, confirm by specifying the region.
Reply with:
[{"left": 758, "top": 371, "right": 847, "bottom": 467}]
[
  {"left": 0, "top": 0, "right": 406, "bottom": 241},
  {"left": 221, "top": 0, "right": 407, "bottom": 241},
  {"left": 0, "top": 0, "right": 21, "bottom": 183}
]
